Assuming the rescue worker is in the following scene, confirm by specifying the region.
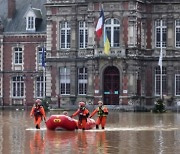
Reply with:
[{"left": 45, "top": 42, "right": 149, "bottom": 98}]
[
  {"left": 70, "top": 101, "right": 89, "bottom": 130},
  {"left": 89, "top": 101, "right": 108, "bottom": 129},
  {"left": 30, "top": 99, "right": 46, "bottom": 129}
]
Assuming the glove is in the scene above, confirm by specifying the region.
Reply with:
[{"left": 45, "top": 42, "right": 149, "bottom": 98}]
[
  {"left": 89, "top": 116, "right": 92, "bottom": 118},
  {"left": 70, "top": 115, "right": 73, "bottom": 118},
  {"left": 104, "top": 112, "right": 108, "bottom": 115}
]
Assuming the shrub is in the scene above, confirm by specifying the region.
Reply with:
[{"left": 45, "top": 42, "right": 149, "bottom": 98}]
[
  {"left": 153, "top": 99, "right": 166, "bottom": 113},
  {"left": 41, "top": 97, "right": 51, "bottom": 111}
]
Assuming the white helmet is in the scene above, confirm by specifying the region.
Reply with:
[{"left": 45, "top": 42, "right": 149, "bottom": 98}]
[{"left": 98, "top": 101, "right": 103, "bottom": 105}]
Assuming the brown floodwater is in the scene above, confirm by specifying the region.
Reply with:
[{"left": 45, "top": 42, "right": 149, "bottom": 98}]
[{"left": 0, "top": 110, "right": 180, "bottom": 154}]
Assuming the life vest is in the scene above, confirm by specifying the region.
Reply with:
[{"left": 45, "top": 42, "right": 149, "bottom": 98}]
[
  {"left": 79, "top": 107, "right": 89, "bottom": 122},
  {"left": 97, "top": 106, "right": 108, "bottom": 117},
  {"left": 34, "top": 106, "right": 43, "bottom": 117}
]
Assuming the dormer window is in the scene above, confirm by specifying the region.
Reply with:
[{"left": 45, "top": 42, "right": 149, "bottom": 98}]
[
  {"left": 27, "top": 16, "right": 35, "bottom": 31},
  {"left": 24, "top": 7, "right": 42, "bottom": 32}
]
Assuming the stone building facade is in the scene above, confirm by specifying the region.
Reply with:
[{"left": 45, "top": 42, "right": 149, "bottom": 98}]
[
  {"left": 45, "top": 0, "right": 180, "bottom": 108},
  {"left": 1, "top": 0, "right": 180, "bottom": 108}
]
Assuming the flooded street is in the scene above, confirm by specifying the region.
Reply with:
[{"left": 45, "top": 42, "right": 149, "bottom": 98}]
[{"left": 0, "top": 110, "right": 180, "bottom": 154}]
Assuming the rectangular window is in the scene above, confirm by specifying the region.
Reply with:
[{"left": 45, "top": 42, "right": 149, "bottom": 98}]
[
  {"left": 79, "top": 21, "right": 88, "bottom": 49},
  {"left": 114, "top": 26, "right": 120, "bottom": 47},
  {"left": 60, "top": 67, "right": 70, "bottom": 95},
  {"left": 175, "top": 68, "right": 180, "bottom": 96},
  {"left": 28, "top": 17, "right": 34, "bottom": 29},
  {"left": 14, "top": 47, "right": 22, "bottom": 64},
  {"left": 175, "top": 19, "right": 180, "bottom": 47},
  {"left": 155, "top": 20, "right": 167, "bottom": 48},
  {"left": 78, "top": 67, "right": 87, "bottom": 95},
  {"left": 12, "top": 76, "right": 24, "bottom": 97},
  {"left": 155, "top": 67, "right": 167, "bottom": 95},
  {"left": 36, "top": 76, "right": 44, "bottom": 97},
  {"left": 60, "top": 22, "right": 71, "bottom": 49},
  {"left": 175, "top": 75, "right": 180, "bottom": 96}
]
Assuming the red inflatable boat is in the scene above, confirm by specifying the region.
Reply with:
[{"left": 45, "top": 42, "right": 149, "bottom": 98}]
[{"left": 46, "top": 115, "right": 96, "bottom": 131}]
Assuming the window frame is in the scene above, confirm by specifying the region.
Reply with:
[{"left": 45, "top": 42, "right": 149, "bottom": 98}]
[
  {"left": 155, "top": 67, "right": 167, "bottom": 96},
  {"left": 104, "top": 18, "right": 120, "bottom": 48},
  {"left": 12, "top": 76, "right": 24, "bottom": 98},
  {"left": 155, "top": 20, "right": 167, "bottom": 48},
  {"left": 36, "top": 76, "right": 44, "bottom": 98},
  {"left": 175, "top": 19, "right": 180, "bottom": 48},
  {"left": 26, "top": 16, "right": 35, "bottom": 31},
  {"left": 60, "top": 67, "right": 70, "bottom": 95},
  {"left": 78, "top": 67, "right": 87, "bottom": 95},
  {"left": 14, "top": 47, "right": 23, "bottom": 65},
  {"left": 60, "top": 21, "right": 71, "bottom": 49},
  {"left": 79, "top": 21, "right": 88, "bottom": 49}
]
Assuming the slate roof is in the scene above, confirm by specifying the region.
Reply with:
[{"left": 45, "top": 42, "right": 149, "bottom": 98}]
[{"left": 0, "top": 0, "right": 46, "bottom": 34}]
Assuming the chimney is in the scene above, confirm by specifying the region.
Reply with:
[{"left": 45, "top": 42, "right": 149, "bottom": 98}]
[{"left": 8, "top": 0, "right": 16, "bottom": 19}]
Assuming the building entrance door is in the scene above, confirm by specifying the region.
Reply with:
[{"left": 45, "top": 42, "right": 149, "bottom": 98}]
[{"left": 103, "top": 66, "right": 119, "bottom": 105}]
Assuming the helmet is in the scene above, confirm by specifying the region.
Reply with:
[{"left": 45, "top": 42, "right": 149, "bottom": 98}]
[
  {"left": 98, "top": 101, "right": 103, "bottom": 105},
  {"left": 35, "top": 99, "right": 42, "bottom": 105},
  {"left": 79, "top": 101, "right": 85, "bottom": 107}
]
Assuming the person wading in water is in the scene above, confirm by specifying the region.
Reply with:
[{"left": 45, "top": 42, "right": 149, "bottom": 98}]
[
  {"left": 30, "top": 99, "right": 46, "bottom": 129},
  {"left": 70, "top": 101, "right": 89, "bottom": 130},
  {"left": 89, "top": 101, "right": 108, "bottom": 129}
]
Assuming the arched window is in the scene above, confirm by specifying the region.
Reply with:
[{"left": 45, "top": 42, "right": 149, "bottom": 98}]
[{"left": 104, "top": 18, "right": 120, "bottom": 47}]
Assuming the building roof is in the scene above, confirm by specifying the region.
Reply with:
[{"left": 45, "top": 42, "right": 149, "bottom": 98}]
[{"left": 0, "top": 0, "right": 46, "bottom": 34}]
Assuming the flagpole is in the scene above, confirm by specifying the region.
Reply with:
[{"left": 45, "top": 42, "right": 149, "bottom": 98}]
[
  {"left": 160, "top": 21, "right": 163, "bottom": 99},
  {"left": 43, "top": 66, "right": 46, "bottom": 98},
  {"left": 42, "top": 46, "right": 46, "bottom": 98}
]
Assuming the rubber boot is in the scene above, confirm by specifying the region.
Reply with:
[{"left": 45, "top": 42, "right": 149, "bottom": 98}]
[
  {"left": 96, "top": 125, "right": 99, "bottom": 129},
  {"left": 102, "top": 127, "right": 104, "bottom": 129}
]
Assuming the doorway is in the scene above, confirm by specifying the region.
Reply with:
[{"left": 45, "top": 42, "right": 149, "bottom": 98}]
[{"left": 103, "top": 66, "right": 120, "bottom": 105}]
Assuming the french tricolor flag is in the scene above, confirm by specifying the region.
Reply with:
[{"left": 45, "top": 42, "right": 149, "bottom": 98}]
[{"left": 95, "top": 8, "right": 104, "bottom": 39}]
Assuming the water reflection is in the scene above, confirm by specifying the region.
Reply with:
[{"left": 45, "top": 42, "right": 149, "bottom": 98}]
[
  {"left": 1, "top": 111, "right": 180, "bottom": 153},
  {"left": 29, "top": 131, "right": 45, "bottom": 154},
  {"left": 43, "top": 130, "right": 108, "bottom": 154}
]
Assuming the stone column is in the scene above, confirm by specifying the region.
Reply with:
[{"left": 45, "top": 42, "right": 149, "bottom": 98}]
[
  {"left": 122, "top": 61, "right": 128, "bottom": 105},
  {"left": 87, "top": 2, "right": 95, "bottom": 49},
  {"left": 70, "top": 6, "right": 77, "bottom": 58},
  {"left": 167, "top": 65, "right": 173, "bottom": 96},
  {"left": 70, "top": 62, "right": 77, "bottom": 105},
  {"left": 87, "top": 60, "right": 94, "bottom": 96}
]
